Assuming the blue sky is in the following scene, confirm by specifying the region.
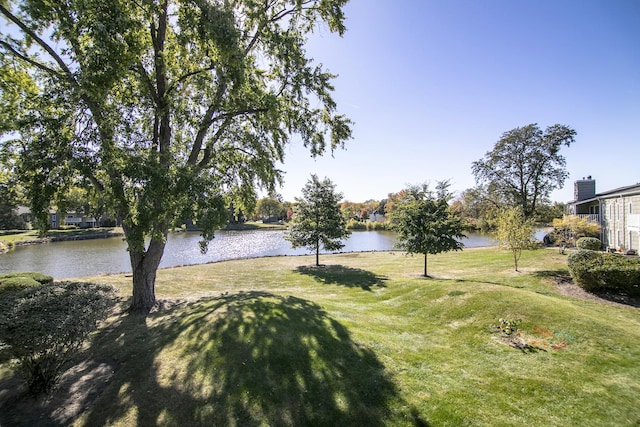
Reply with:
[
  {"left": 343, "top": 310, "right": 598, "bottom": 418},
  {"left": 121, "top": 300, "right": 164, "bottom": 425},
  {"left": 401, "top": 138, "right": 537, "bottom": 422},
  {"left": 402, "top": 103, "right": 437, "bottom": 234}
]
[{"left": 275, "top": 0, "right": 640, "bottom": 204}]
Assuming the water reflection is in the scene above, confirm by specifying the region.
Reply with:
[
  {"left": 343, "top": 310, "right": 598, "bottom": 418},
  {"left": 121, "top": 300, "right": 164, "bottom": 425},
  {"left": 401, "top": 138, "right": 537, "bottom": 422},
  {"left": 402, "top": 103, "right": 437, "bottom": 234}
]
[{"left": 1, "top": 230, "right": 498, "bottom": 279}]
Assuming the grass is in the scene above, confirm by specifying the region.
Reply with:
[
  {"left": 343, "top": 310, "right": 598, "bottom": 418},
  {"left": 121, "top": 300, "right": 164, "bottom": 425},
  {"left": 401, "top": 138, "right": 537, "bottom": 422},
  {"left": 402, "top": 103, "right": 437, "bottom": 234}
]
[{"left": 2, "top": 248, "right": 640, "bottom": 426}]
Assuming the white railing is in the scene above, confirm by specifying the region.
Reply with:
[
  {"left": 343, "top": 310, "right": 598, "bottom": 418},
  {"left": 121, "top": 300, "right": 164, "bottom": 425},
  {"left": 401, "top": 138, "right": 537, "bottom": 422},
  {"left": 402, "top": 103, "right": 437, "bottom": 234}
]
[{"left": 576, "top": 214, "right": 599, "bottom": 223}]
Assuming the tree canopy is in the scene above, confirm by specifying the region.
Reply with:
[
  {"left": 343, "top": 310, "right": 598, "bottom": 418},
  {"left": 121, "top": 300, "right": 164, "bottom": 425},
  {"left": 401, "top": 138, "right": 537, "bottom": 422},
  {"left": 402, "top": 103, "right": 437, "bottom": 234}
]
[
  {"left": 390, "top": 182, "right": 465, "bottom": 277},
  {"left": 0, "top": 0, "right": 352, "bottom": 312},
  {"left": 286, "top": 175, "right": 350, "bottom": 266},
  {"left": 472, "top": 124, "right": 576, "bottom": 219}
]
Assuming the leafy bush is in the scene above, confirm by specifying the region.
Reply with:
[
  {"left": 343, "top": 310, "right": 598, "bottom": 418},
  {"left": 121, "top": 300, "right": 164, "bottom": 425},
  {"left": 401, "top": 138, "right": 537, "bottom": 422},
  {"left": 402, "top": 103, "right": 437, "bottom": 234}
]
[
  {"left": 0, "top": 281, "right": 118, "bottom": 393},
  {"left": 58, "top": 224, "right": 78, "bottom": 230},
  {"left": 576, "top": 237, "right": 601, "bottom": 251},
  {"left": 567, "top": 250, "right": 640, "bottom": 293},
  {"left": 101, "top": 218, "right": 117, "bottom": 227},
  {"left": 346, "top": 218, "right": 367, "bottom": 230},
  {"left": 345, "top": 219, "right": 392, "bottom": 231},
  {"left": 0, "top": 272, "right": 53, "bottom": 294}
]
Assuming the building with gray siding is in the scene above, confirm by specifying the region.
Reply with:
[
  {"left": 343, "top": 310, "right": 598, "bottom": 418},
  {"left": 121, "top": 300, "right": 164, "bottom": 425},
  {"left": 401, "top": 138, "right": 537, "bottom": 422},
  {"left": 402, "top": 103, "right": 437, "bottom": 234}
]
[{"left": 569, "top": 177, "right": 640, "bottom": 252}]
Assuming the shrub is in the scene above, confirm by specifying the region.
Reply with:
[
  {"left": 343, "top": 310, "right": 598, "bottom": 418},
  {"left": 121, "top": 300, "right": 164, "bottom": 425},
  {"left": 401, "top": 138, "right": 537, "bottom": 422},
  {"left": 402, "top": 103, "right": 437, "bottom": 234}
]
[
  {"left": 0, "top": 281, "right": 118, "bottom": 393},
  {"left": 0, "top": 272, "right": 53, "bottom": 294},
  {"left": 58, "top": 224, "right": 78, "bottom": 230},
  {"left": 567, "top": 250, "right": 640, "bottom": 293},
  {"left": 101, "top": 218, "right": 117, "bottom": 227},
  {"left": 576, "top": 237, "right": 602, "bottom": 251},
  {"left": 346, "top": 219, "right": 367, "bottom": 230}
]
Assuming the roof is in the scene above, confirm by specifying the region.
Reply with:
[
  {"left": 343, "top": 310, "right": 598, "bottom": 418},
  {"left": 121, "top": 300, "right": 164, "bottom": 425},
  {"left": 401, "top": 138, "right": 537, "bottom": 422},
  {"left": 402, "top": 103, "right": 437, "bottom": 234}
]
[{"left": 571, "top": 182, "right": 640, "bottom": 205}]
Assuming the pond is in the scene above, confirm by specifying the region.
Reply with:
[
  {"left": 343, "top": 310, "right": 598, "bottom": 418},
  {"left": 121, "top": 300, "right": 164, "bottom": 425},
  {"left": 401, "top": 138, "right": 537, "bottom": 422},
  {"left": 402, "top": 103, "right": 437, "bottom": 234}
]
[{"left": 0, "top": 229, "right": 500, "bottom": 279}]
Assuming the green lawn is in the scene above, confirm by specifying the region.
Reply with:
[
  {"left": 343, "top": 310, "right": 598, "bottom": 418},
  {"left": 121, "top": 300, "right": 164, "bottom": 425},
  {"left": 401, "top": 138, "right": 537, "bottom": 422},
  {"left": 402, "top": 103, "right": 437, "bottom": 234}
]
[{"left": 2, "top": 248, "right": 640, "bottom": 426}]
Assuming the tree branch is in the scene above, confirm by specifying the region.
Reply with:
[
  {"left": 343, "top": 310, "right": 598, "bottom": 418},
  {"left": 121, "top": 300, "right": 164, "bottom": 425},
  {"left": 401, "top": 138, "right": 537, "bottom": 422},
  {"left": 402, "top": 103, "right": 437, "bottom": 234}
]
[
  {"left": 166, "top": 65, "right": 217, "bottom": 97},
  {"left": 0, "top": 4, "right": 75, "bottom": 80},
  {"left": 0, "top": 40, "right": 62, "bottom": 77}
]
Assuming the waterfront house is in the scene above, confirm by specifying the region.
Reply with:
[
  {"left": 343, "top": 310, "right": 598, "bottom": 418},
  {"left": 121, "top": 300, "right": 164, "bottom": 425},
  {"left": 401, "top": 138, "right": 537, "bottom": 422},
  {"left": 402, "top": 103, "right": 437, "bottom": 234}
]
[{"left": 569, "top": 177, "right": 640, "bottom": 252}]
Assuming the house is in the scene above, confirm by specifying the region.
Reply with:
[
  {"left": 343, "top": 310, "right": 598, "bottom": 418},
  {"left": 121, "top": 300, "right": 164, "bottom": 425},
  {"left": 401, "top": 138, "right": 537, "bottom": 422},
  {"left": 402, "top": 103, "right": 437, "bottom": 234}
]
[
  {"left": 569, "top": 177, "right": 640, "bottom": 252},
  {"left": 62, "top": 211, "right": 98, "bottom": 228},
  {"left": 16, "top": 206, "right": 100, "bottom": 229}
]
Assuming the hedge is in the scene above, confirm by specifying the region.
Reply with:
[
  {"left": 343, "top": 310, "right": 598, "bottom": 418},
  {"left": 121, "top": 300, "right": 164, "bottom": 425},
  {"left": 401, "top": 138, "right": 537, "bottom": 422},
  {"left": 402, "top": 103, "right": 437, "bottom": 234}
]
[
  {"left": 567, "top": 250, "right": 640, "bottom": 293},
  {"left": 0, "top": 272, "right": 54, "bottom": 294},
  {"left": 576, "top": 237, "right": 602, "bottom": 251}
]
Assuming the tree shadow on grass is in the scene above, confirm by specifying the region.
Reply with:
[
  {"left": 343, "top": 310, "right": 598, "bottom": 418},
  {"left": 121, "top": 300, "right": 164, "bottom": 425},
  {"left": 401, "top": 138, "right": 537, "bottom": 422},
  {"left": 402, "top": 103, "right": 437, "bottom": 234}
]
[
  {"left": 532, "top": 269, "right": 573, "bottom": 284},
  {"left": 295, "top": 265, "right": 388, "bottom": 291},
  {"left": 52, "top": 292, "right": 427, "bottom": 426}
]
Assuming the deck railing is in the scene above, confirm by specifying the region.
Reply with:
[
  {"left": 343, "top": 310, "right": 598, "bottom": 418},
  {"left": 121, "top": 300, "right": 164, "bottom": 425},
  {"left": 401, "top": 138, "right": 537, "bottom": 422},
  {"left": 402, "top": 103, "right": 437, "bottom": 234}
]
[{"left": 576, "top": 214, "right": 600, "bottom": 223}]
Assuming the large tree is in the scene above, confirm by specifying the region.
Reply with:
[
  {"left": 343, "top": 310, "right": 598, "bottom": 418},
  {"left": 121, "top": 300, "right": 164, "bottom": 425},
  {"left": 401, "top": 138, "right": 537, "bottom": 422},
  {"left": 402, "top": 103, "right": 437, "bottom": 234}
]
[
  {"left": 391, "top": 182, "right": 466, "bottom": 277},
  {"left": 0, "top": 0, "right": 352, "bottom": 312},
  {"left": 472, "top": 123, "right": 576, "bottom": 219},
  {"left": 255, "top": 197, "right": 283, "bottom": 221},
  {"left": 285, "top": 174, "right": 350, "bottom": 266}
]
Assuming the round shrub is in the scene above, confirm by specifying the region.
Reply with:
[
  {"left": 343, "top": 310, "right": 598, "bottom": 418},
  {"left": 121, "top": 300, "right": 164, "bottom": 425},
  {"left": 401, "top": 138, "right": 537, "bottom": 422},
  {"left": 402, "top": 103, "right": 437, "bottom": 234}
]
[
  {"left": 576, "top": 237, "right": 602, "bottom": 251},
  {"left": 568, "top": 250, "right": 640, "bottom": 293},
  {"left": 0, "top": 281, "right": 118, "bottom": 393}
]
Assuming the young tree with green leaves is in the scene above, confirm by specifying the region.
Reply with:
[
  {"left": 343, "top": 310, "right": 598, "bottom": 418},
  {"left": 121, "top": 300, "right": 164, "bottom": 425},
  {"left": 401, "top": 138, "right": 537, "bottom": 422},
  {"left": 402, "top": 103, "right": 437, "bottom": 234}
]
[
  {"left": 472, "top": 123, "right": 576, "bottom": 219},
  {"left": 286, "top": 175, "right": 350, "bottom": 266},
  {"left": 391, "top": 182, "right": 466, "bottom": 277},
  {"left": 494, "top": 206, "right": 536, "bottom": 271},
  {"left": 0, "top": 0, "right": 352, "bottom": 312}
]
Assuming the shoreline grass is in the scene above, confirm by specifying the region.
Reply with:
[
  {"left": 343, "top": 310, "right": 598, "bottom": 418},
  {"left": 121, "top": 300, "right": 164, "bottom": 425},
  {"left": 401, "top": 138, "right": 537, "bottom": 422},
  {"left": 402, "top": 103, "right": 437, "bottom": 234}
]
[{"left": 1, "top": 248, "right": 639, "bottom": 426}]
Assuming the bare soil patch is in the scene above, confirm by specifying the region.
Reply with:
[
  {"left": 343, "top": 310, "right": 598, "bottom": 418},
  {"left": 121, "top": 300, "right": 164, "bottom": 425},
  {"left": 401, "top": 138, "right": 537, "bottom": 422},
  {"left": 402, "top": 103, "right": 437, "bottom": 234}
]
[{"left": 552, "top": 276, "right": 640, "bottom": 308}]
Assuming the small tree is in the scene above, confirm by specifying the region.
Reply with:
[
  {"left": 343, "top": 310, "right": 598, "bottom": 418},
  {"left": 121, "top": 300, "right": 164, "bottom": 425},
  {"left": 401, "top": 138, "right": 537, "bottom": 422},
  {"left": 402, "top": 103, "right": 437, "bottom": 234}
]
[
  {"left": 286, "top": 175, "right": 350, "bottom": 266},
  {"left": 391, "top": 183, "right": 466, "bottom": 277},
  {"left": 552, "top": 215, "right": 600, "bottom": 253},
  {"left": 495, "top": 207, "right": 535, "bottom": 271}
]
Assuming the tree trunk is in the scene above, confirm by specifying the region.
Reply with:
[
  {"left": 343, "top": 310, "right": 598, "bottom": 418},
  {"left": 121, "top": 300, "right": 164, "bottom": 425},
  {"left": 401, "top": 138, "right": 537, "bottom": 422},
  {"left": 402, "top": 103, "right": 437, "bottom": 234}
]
[
  {"left": 129, "top": 236, "right": 167, "bottom": 313},
  {"left": 315, "top": 241, "right": 320, "bottom": 266},
  {"left": 424, "top": 253, "right": 428, "bottom": 277}
]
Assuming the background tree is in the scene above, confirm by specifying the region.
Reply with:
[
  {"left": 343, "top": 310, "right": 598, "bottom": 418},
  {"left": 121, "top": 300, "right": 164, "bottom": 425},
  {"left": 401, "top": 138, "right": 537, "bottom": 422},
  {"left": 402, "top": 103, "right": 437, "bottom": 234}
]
[
  {"left": 494, "top": 206, "right": 535, "bottom": 271},
  {"left": 286, "top": 175, "right": 350, "bottom": 266},
  {"left": 453, "top": 185, "right": 507, "bottom": 231},
  {"left": 472, "top": 123, "right": 576, "bottom": 219},
  {"left": 535, "top": 201, "right": 566, "bottom": 224},
  {"left": 339, "top": 201, "right": 365, "bottom": 222},
  {"left": 0, "top": 0, "right": 352, "bottom": 313},
  {"left": 390, "top": 182, "right": 465, "bottom": 277},
  {"left": 255, "top": 197, "right": 284, "bottom": 221},
  {"left": 0, "top": 168, "right": 25, "bottom": 230}
]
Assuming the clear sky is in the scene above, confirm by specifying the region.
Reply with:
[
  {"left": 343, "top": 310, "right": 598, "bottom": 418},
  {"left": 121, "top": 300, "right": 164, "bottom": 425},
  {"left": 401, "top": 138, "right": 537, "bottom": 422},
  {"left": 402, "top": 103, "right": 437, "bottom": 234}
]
[{"left": 274, "top": 0, "right": 640, "bottom": 204}]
